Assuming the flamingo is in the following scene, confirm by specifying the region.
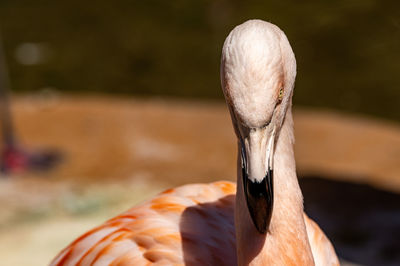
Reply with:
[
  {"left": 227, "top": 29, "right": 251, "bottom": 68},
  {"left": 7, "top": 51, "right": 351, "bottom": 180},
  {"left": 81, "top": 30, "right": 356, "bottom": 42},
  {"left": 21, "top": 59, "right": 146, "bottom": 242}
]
[{"left": 50, "top": 19, "right": 339, "bottom": 266}]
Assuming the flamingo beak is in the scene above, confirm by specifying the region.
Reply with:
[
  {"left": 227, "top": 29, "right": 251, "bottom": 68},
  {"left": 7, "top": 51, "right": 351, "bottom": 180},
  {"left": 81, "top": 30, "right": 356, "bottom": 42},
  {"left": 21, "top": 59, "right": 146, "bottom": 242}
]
[{"left": 240, "top": 127, "right": 275, "bottom": 234}]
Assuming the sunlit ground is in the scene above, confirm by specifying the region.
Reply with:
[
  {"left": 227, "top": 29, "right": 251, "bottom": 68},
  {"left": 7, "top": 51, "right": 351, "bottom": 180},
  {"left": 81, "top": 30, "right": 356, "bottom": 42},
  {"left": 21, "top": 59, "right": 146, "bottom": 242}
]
[{"left": 0, "top": 95, "right": 399, "bottom": 265}]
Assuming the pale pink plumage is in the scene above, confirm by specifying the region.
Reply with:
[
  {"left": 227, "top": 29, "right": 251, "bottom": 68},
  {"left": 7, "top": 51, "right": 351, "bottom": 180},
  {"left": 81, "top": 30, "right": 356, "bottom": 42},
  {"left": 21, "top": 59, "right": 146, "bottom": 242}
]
[
  {"left": 51, "top": 19, "right": 340, "bottom": 266},
  {"left": 51, "top": 181, "right": 338, "bottom": 266},
  {"left": 51, "top": 182, "right": 237, "bottom": 265}
]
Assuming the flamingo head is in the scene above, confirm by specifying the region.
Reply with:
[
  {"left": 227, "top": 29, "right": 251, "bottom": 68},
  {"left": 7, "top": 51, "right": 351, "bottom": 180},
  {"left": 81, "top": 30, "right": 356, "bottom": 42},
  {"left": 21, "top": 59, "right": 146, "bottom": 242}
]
[{"left": 221, "top": 19, "right": 296, "bottom": 234}]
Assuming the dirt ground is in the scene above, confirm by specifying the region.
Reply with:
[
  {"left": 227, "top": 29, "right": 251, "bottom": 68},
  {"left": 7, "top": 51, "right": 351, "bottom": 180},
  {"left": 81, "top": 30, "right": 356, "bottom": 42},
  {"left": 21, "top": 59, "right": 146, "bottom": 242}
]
[{"left": 0, "top": 95, "right": 399, "bottom": 265}]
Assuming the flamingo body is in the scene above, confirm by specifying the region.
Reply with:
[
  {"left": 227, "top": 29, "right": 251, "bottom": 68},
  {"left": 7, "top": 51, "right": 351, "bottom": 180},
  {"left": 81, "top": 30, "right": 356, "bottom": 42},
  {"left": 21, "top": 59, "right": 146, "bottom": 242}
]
[
  {"left": 51, "top": 19, "right": 339, "bottom": 265},
  {"left": 51, "top": 181, "right": 337, "bottom": 266},
  {"left": 51, "top": 182, "right": 237, "bottom": 266}
]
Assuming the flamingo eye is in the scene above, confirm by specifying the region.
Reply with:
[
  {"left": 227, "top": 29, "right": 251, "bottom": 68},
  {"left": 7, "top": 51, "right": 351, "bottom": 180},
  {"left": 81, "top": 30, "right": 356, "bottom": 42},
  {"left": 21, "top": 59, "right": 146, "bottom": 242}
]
[{"left": 278, "top": 87, "right": 284, "bottom": 102}]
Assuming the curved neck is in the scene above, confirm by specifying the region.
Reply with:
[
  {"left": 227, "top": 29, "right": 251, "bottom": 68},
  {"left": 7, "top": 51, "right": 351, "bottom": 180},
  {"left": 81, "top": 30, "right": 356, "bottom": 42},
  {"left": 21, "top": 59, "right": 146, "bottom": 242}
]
[{"left": 235, "top": 109, "right": 315, "bottom": 266}]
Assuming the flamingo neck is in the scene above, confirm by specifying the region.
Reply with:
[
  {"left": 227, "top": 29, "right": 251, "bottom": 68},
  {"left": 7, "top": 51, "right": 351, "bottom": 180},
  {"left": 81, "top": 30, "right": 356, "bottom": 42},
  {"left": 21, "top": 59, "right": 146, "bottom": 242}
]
[{"left": 235, "top": 108, "right": 315, "bottom": 266}]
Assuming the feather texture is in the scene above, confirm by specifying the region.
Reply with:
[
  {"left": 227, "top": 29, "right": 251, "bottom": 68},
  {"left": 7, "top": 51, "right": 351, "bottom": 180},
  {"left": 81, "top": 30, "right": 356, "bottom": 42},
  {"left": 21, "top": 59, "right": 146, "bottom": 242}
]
[
  {"left": 50, "top": 182, "right": 236, "bottom": 266},
  {"left": 51, "top": 181, "right": 338, "bottom": 266}
]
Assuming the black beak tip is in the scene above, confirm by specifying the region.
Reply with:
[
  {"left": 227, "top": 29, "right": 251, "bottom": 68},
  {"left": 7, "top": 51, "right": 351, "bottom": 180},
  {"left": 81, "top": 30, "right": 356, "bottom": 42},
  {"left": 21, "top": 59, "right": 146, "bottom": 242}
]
[
  {"left": 254, "top": 216, "right": 268, "bottom": 234},
  {"left": 243, "top": 167, "right": 274, "bottom": 234}
]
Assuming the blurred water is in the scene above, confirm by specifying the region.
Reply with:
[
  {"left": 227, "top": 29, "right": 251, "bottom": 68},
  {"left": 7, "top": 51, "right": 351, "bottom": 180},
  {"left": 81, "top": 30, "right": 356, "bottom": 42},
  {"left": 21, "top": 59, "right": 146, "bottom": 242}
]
[{"left": 301, "top": 177, "right": 400, "bottom": 266}]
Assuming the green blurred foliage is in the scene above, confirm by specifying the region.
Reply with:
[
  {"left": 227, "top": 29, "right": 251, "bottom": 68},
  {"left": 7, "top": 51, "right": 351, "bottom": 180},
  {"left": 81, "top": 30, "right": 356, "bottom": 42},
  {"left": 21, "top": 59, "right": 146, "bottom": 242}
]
[{"left": 0, "top": 0, "right": 399, "bottom": 120}]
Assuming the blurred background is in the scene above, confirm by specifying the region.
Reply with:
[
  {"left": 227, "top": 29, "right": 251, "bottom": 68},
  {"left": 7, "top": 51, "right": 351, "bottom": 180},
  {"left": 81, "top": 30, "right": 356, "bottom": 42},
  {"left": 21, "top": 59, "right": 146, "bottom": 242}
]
[{"left": 0, "top": 1, "right": 399, "bottom": 265}]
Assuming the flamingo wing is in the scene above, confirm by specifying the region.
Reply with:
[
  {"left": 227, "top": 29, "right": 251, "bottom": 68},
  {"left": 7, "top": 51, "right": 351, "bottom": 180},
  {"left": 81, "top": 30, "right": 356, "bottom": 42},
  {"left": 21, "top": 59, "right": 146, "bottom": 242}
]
[
  {"left": 50, "top": 181, "right": 237, "bottom": 266},
  {"left": 304, "top": 214, "right": 340, "bottom": 266}
]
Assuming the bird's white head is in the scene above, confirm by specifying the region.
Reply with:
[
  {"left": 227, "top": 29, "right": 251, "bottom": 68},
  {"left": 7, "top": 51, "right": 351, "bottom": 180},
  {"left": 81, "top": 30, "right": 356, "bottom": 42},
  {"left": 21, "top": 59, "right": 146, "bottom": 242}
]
[
  {"left": 221, "top": 19, "right": 296, "bottom": 129},
  {"left": 220, "top": 19, "right": 296, "bottom": 234}
]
